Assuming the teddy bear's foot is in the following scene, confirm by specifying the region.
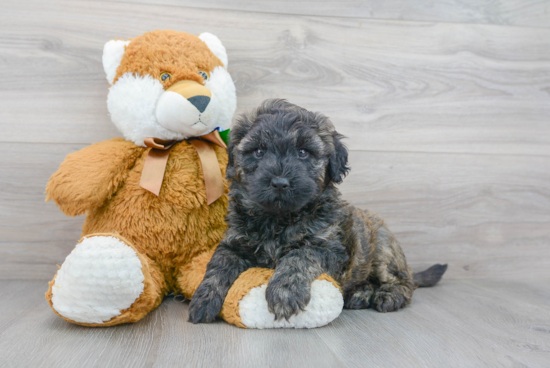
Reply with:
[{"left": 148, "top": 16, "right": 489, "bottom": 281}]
[
  {"left": 46, "top": 233, "right": 165, "bottom": 326},
  {"left": 239, "top": 278, "right": 343, "bottom": 329},
  {"left": 222, "top": 269, "right": 344, "bottom": 329},
  {"left": 178, "top": 254, "right": 343, "bottom": 329}
]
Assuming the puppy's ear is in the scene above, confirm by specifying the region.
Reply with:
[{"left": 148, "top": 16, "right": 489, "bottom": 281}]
[
  {"left": 327, "top": 133, "right": 350, "bottom": 184},
  {"left": 226, "top": 114, "right": 255, "bottom": 181},
  {"left": 226, "top": 136, "right": 238, "bottom": 175}
]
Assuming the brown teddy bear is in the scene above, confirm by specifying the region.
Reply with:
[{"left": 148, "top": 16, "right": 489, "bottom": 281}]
[{"left": 45, "top": 30, "right": 343, "bottom": 329}]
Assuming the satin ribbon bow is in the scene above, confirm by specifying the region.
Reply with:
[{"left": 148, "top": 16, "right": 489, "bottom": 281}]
[{"left": 139, "top": 130, "right": 227, "bottom": 205}]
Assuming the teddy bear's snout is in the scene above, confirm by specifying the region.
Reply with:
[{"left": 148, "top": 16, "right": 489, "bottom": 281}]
[
  {"left": 187, "top": 95, "right": 210, "bottom": 113},
  {"left": 155, "top": 80, "right": 213, "bottom": 135}
]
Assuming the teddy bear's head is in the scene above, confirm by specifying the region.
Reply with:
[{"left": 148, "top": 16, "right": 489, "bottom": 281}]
[{"left": 102, "top": 30, "right": 236, "bottom": 147}]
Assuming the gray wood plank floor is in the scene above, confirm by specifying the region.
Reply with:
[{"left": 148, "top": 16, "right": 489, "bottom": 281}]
[
  {"left": 0, "top": 279, "right": 549, "bottom": 368},
  {"left": 1, "top": 0, "right": 549, "bottom": 367},
  {"left": 106, "top": 0, "right": 550, "bottom": 28}
]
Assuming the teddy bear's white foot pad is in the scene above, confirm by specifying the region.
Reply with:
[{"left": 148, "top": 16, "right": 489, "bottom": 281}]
[
  {"left": 51, "top": 236, "right": 145, "bottom": 324},
  {"left": 238, "top": 279, "right": 344, "bottom": 329}
]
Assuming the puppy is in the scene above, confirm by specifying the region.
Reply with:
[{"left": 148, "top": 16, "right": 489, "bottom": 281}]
[{"left": 189, "top": 99, "right": 446, "bottom": 323}]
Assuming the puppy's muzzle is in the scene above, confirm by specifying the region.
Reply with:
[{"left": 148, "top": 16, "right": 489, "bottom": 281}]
[{"left": 271, "top": 177, "right": 290, "bottom": 191}]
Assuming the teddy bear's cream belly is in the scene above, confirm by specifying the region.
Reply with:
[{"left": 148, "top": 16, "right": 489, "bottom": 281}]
[{"left": 82, "top": 166, "right": 227, "bottom": 289}]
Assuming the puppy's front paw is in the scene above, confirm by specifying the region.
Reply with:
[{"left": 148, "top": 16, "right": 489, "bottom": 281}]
[
  {"left": 266, "top": 280, "right": 311, "bottom": 321},
  {"left": 188, "top": 286, "right": 223, "bottom": 324}
]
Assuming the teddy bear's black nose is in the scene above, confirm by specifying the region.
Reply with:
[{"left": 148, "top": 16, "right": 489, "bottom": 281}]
[{"left": 188, "top": 96, "right": 210, "bottom": 113}]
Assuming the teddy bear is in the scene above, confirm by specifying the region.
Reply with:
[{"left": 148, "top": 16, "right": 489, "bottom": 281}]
[{"left": 45, "top": 30, "right": 343, "bottom": 329}]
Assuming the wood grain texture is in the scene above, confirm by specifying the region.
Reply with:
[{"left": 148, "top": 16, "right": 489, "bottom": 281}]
[
  {"left": 0, "top": 0, "right": 549, "bottom": 155},
  {"left": 2, "top": 142, "right": 549, "bottom": 280},
  {"left": 1, "top": 1, "right": 549, "bottom": 366},
  {"left": 0, "top": 143, "right": 85, "bottom": 280},
  {"left": 0, "top": 280, "right": 549, "bottom": 368},
  {"left": 104, "top": 0, "right": 550, "bottom": 28},
  {"left": 341, "top": 151, "right": 550, "bottom": 281}
]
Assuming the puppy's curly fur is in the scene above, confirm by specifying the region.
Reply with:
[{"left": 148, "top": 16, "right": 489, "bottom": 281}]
[{"left": 189, "top": 99, "right": 446, "bottom": 323}]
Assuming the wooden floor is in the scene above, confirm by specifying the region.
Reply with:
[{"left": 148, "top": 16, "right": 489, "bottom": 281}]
[
  {"left": 1, "top": 279, "right": 550, "bottom": 368},
  {"left": 1, "top": 0, "right": 549, "bottom": 367}
]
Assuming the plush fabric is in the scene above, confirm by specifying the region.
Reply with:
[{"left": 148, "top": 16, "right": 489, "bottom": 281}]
[
  {"left": 45, "top": 30, "right": 343, "bottom": 329},
  {"left": 46, "top": 233, "right": 166, "bottom": 327},
  {"left": 179, "top": 256, "right": 343, "bottom": 329},
  {"left": 47, "top": 139, "right": 229, "bottom": 287},
  {"left": 113, "top": 30, "right": 224, "bottom": 87},
  {"left": 45, "top": 139, "right": 143, "bottom": 216},
  {"left": 50, "top": 235, "right": 146, "bottom": 324},
  {"left": 177, "top": 249, "right": 216, "bottom": 299},
  {"left": 218, "top": 269, "right": 342, "bottom": 329},
  {"left": 105, "top": 30, "right": 235, "bottom": 146},
  {"left": 103, "top": 40, "right": 131, "bottom": 84},
  {"left": 239, "top": 278, "right": 344, "bottom": 329}
]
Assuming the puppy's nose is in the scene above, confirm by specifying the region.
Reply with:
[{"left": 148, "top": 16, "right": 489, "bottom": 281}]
[{"left": 271, "top": 177, "right": 289, "bottom": 191}]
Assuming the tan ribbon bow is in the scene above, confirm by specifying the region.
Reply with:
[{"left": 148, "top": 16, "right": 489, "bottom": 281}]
[{"left": 139, "top": 130, "right": 227, "bottom": 205}]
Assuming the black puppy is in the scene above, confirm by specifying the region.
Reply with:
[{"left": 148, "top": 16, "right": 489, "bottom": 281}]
[{"left": 189, "top": 99, "right": 446, "bottom": 323}]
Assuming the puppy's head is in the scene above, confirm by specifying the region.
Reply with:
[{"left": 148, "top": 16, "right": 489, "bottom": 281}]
[{"left": 228, "top": 99, "right": 349, "bottom": 214}]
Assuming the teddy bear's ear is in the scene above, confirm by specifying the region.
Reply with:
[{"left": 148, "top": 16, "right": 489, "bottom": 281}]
[
  {"left": 198, "top": 33, "right": 228, "bottom": 68},
  {"left": 102, "top": 40, "right": 131, "bottom": 84}
]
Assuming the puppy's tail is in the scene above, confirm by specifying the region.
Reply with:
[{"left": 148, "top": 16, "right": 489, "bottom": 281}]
[{"left": 413, "top": 264, "right": 448, "bottom": 287}]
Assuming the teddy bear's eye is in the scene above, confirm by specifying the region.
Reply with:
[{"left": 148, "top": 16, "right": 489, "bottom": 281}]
[
  {"left": 160, "top": 72, "right": 171, "bottom": 82},
  {"left": 198, "top": 71, "right": 209, "bottom": 81}
]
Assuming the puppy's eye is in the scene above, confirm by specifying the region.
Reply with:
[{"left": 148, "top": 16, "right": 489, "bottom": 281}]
[
  {"left": 160, "top": 72, "right": 171, "bottom": 82},
  {"left": 298, "top": 149, "right": 309, "bottom": 159},
  {"left": 253, "top": 149, "right": 265, "bottom": 159},
  {"left": 198, "top": 71, "right": 209, "bottom": 81}
]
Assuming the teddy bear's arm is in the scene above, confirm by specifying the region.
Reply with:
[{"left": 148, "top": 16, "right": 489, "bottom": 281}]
[{"left": 46, "top": 138, "right": 144, "bottom": 216}]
